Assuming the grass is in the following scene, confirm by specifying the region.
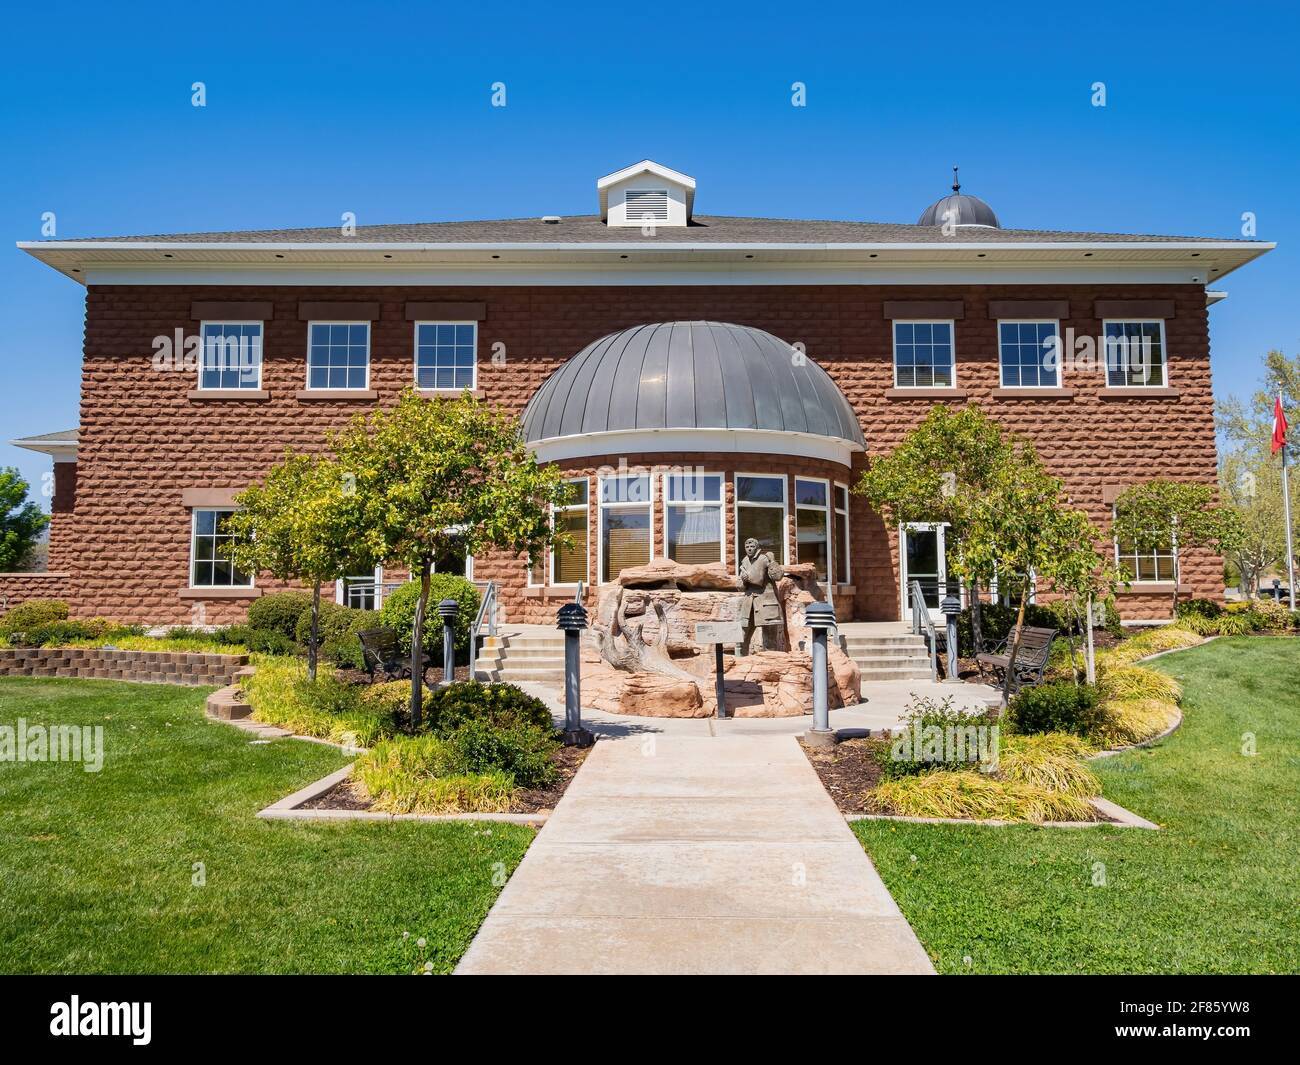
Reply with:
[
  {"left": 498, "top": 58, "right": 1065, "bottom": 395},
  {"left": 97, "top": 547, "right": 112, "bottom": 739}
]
[
  {"left": 0, "top": 677, "right": 533, "bottom": 974},
  {"left": 853, "top": 637, "right": 1300, "bottom": 974}
]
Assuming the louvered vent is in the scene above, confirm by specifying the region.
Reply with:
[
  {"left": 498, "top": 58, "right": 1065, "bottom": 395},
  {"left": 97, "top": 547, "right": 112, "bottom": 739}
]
[{"left": 624, "top": 188, "right": 669, "bottom": 221}]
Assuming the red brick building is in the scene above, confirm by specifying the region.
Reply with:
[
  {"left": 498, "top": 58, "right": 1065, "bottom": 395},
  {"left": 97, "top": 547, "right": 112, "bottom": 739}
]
[{"left": 8, "top": 160, "right": 1272, "bottom": 626}]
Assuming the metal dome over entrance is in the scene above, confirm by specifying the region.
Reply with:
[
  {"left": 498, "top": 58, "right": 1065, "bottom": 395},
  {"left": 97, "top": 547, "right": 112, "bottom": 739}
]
[{"left": 522, "top": 321, "right": 866, "bottom": 464}]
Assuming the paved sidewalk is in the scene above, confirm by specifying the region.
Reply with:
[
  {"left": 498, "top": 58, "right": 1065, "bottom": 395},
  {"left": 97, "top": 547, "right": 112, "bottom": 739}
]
[{"left": 455, "top": 734, "right": 935, "bottom": 975}]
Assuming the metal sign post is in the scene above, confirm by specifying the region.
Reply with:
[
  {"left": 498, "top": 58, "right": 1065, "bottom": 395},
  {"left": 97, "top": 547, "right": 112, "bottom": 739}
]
[{"left": 695, "top": 620, "right": 743, "bottom": 719}]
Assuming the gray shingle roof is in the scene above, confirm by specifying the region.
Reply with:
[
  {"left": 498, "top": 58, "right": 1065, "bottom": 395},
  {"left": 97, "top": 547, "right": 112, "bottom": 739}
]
[
  {"left": 56, "top": 214, "right": 1242, "bottom": 245},
  {"left": 522, "top": 321, "right": 867, "bottom": 447}
]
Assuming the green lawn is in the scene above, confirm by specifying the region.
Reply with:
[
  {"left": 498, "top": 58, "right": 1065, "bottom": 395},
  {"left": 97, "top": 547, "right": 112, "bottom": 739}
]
[
  {"left": 0, "top": 678, "right": 533, "bottom": 974},
  {"left": 854, "top": 636, "right": 1300, "bottom": 974}
]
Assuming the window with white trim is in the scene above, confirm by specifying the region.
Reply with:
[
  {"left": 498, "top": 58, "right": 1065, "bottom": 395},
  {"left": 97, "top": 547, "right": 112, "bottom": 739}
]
[
  {"left": 664, "top": 472, "right": 723, "bottom": 566},
  {"left": 998, "top": 320, "right": 1059, "bottom": 387},
  {"left": 414, "top": 321, "right": 477, "bottom": 390},
  {"left": 190, "top": 508, "right": 252, "bottom": 588},
  {"left": 833, "top": 482, "right": 850, "bottom": 585},
  {"left": 1113, "top": 505, "right": 1177, "bottom": 582},
  {"left": 199, "top": 322, "right": 263, "bottom": 390},
  {"left": 795, "top": 478, "right": 831, "bottom": 582},
  {"left": 893, "top": 320, "right": 955, "bottom": 388},
  {"left": 735, "top": 474, "right": 787, "bottom": 567},
  {"left": 599, "top": 474, "right": 652, "bottom": 583},
  {"left": 531, "top": 479, "right": 589, "bottom": 585},
  {"left": 338, "top": 567, "right": 383, "bottom": 610},
  {"left": 307, "top": 321, "right": 370, "bottom": 390},
  {"left": 1104, "top": 320, "right": 1167, "bottom": 387}
]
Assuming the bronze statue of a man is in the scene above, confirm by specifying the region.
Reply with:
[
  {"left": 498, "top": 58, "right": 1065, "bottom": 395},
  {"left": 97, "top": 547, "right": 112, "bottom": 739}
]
[{"left": 737, "top": 537, "right": 785, "bottom": 655}]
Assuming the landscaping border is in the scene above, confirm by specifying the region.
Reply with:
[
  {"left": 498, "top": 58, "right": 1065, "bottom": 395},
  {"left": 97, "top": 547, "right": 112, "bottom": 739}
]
[
  {"left": 1, "top": 646, "right": 248, "bottom": 686},
  {"left": 255, "top": 764, "right": 549, "bottom": 825},
  {"left": 843, "top": 797, "right": 1158, "bottom": 830}
]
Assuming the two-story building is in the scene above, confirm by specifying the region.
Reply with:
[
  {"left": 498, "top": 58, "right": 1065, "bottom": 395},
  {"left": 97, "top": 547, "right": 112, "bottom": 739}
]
[{"left": 8, "top": 160, "right": 1272, "bottom": 626}]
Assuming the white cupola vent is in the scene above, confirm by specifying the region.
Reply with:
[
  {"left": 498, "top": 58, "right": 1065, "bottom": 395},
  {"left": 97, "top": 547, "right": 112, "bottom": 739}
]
[{"left": 598, "top": 160, "right": 695, "bottom": 228}]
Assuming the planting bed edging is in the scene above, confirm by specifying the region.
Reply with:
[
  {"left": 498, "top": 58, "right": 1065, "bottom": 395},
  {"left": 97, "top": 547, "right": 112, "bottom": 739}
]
[
  {"left": 256, "top": 763, "right": 549, "bottom": 825},
  {"left": 0, "top": 646, "right": 249, "bottom": 686},
  {"left": 845, "top": 796, "right": 1158, "bottom": 830}
]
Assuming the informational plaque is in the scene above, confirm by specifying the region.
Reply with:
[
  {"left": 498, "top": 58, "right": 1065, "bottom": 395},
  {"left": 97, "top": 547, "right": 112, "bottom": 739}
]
[{"left": 695, "top": 620, "right": 743, "bottom": 645}]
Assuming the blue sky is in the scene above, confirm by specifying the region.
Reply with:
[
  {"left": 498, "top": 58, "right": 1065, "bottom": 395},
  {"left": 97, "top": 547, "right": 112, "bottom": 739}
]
[{"left": 2, "top": 0, "right": 1297, "bottom": 505}]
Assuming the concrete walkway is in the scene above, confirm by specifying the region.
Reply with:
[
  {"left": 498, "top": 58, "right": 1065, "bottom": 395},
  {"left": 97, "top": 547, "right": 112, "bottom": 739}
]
[{"left": 455, "top": 734, "right": 935, "bottom": 975}]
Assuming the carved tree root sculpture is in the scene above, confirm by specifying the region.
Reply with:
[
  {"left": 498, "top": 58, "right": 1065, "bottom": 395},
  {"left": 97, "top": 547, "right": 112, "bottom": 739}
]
[{"left": 595, "top": 586, "right": 702, "bottom": 690}]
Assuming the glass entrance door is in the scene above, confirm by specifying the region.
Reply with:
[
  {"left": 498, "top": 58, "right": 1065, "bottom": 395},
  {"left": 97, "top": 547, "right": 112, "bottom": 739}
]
[{"left": 900, "top": 523, "right": 948, "bottom": 623}]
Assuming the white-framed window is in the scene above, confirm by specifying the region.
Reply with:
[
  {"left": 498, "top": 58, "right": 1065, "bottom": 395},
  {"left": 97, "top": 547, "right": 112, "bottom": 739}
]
[
  {"left": 833, "top": 482, "right": 850, "bottom": 585},
  {"left": 531, "top": 478, "right": 590, "bottom": 586},
  {"left": 337, "top": 567, "right": 383, "bottom": 610},
  {"left": 598, "top": 473, "right": 653, "bottom": 583},
  {"left": 189, "top": 508, "right": 252, "bottom": 588},
  {"left": 199, "top": 321, "right": 263, "bottom": 390},
  {"left": 893, "top": 320, "right": 955, "bottom": 388},
  {"left": 306, "top": 321, "right": 370, "bottom": 390},
  {"left": 998, "top": 320, "right": 1060, "bottom": 388},
  {"left": 414, "top": 321, "right": 477, "bottom": 391},
  {"left": 735, "top": 473, "right": 787, "bottom": 568},
  {"left": 1103, "top": 320, "right": 1167, "bottom": 387},
  {"left": 664, "top": 471, "right": 724, "bottom": 567},
  {"left": 1113, "top": 505, "right": 1177, "bottom": 582},
  {"left": 795, "top": 477, "right": 831, "bottom": 582}
]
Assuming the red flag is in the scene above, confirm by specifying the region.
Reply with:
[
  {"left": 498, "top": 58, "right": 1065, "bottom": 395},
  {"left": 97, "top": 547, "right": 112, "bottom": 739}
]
[{"left": 1273, "top": 395, "right": 1290, "bottom": 454}]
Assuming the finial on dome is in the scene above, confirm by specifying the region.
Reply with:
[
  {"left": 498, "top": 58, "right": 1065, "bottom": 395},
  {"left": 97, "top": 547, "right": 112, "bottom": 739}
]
[{"left": 952, "top": 165, "right": 960, "bottom": 193}]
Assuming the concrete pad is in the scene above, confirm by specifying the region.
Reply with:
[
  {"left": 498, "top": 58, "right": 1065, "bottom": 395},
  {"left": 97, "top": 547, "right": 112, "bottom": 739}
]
[
  {"left": 457, "top": 915, "right": 934, "bottom": 975},
  {"left": 541, "top": 794, "right": 849, "bottom": 844}
]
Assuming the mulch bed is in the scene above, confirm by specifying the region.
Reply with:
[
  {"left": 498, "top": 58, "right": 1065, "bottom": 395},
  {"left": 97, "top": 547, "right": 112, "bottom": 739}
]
[
  {"left": 801, "top": 736, "right": 888, "bottom": 815},
  {"left": 297, "top": 740, "right": 594, "bottom": 816}
]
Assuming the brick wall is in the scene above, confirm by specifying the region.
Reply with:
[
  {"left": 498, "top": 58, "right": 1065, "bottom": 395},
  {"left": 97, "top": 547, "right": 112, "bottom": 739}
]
[
  {"left": 0, "top": 647, "right": 248, "bottom": 686},
  {"left": 0, "top": 573, "right": 72, "bottom": 615},
  {"left": 63, "top": 282, "right": 1221, "bottom": 625}
]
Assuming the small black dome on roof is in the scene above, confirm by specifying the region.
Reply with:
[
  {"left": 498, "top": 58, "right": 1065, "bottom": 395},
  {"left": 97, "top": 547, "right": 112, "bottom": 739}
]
[{"left": 917, "top": 167, "right": 1001, "bottom": 229}]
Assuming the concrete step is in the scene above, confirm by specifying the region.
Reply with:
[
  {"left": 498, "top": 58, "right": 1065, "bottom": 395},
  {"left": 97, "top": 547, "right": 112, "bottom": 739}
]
[
  {"left": 841, "top": 636, "right": 928, "bottom": 650},
  {"left": 852, "top": 654, "right": 933, "bottom": 667},
  {"left": 499, "top": 647, "right": 567, "bottom": 661},
  {"left": 501, "top": 638, "right": 566, "bottom": 651},
  {"left": 855, "top": 667, "right": 935, "bottom": 681},
  {"left": 496, "top": 668, "right": 565, "bottom": 683}
]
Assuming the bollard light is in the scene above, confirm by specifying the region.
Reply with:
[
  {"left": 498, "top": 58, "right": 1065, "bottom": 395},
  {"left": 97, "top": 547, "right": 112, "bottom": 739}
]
[
  {"left": 803, "top": 601, "right": 836, "bottom": 749},
  {"left": 941, "top": 593, "right": 962, "bottom": 684},
  {"left": 437, "top": 599, "right": 459, "bottom": 685},
  {"left": 556, "top": 602, "right": 594, "bottom": 748}
]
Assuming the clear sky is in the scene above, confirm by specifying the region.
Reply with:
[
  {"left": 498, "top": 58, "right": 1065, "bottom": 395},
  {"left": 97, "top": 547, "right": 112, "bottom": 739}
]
[{"left": 2, "top": 0, "right": 1297, "bottom": 505}]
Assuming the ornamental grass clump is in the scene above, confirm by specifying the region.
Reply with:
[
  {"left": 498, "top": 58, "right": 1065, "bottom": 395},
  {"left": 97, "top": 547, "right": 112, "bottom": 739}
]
[
  {"left": 1091, "top": 698, "right": 1181, "bottom": 749},
  {"left": 1103, "top": 625, "right": 1204, "bottom": 666},
  {"left": 356, "top": 735, "right": 515, "bottom": 814},
  {"left": 998, "top": 734, "right": 1101, "bottom": 797},
  {"left": 242, "top": 656, "right": 397, "bottom": 748},
  {"left": 1096, "top": 662, "right": 1182, "bottom": 704},
  {"left": 869, "top": 771, "right": 1096, "bottom": 823}
]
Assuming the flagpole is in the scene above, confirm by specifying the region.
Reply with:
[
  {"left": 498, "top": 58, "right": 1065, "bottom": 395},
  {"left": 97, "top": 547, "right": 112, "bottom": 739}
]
[{"left": 1280, "top": 392, "right": 1297, "bottom": 612}]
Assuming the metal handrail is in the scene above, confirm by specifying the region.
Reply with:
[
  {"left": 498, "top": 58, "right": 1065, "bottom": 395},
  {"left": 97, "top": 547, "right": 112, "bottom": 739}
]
[
  {"left": 469, "top": 580, "right": 497, "bottom": 677},
  {"left": 909, "top": 579, "right": 939, "bottom": 682},
  {"left": 574, "top": 580, "right": 585, "bottom": 604}
]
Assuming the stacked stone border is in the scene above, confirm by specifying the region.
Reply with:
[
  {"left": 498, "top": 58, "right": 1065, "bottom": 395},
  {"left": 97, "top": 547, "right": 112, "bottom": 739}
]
[{"left": 0, "top": 646, "right": 248, "bottom": 686}]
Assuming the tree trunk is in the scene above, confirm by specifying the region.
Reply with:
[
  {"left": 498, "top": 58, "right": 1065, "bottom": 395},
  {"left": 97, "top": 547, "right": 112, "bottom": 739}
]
[
  {"left": 307, "top": 580, "right": 321, "bottom": 682},
  {"left": 969, "top": 578, "right": 985, "bottom": 655},
  {"left": 1001, "top": 592, "right": 1029, "bottom": 707},
  {"left": 410, "top": 559, "right": 432, "bottom": 731},
  {"left": 1064, "top": 596, "right": 1079, "bottom": 686}
]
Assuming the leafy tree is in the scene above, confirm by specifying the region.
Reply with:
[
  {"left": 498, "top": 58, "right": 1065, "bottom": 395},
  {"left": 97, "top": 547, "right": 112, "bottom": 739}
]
[
  {"left": 1216, "top": 349, "right": 1299, "bottom": 450},
  {"left": 1219, "top": 450, "right": 1286, "bottom": 597},
  {"left": 1111, "top": 480, "right": 1244, "bottom": 617},
  {"left": 856, "top": 405, "right": 1018, "bottom": 652},
  {"left": 0, "top": 468, "right": 49, "bottom": 572},
  {"left": 224, "top": 453, "right": 375, "bottom": 680},
  {"left": 330, "top": 390, "right": 570, "bottom": 727}
]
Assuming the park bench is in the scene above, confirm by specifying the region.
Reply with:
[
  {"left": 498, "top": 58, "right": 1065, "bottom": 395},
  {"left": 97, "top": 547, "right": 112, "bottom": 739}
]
[
  {"left": 356, "top": 627, "right": 433, "bottom": 684},
  {"left": 975, "top": 625, "right": 1057, "bottom": 693}
]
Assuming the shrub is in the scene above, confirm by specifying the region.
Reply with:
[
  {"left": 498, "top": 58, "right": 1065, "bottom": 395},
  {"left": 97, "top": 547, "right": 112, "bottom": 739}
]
[
  {"left": 955, "top": 602, "right": 1063, "bottom": 657},
  {"left": 1091, "top": 698, "right": 1180, "bottom": 749},
  {"left": 294, "top": 601, "right": 376, "bottom": 669},
  {"left": 1247, "top": 599, "right": 1292, "bottom": 632},
  {"left": 379, "top": 577, "right": 480, "bottom": 659},
  {"left": 15, "top": 619, "right": 101, "bottom": 647},
  {"left": 869, "top": 770, "right": 1096, "bottom": 823},
  {"left": 247, "top": 591, "right": 313, "bottom": 639},
  {"left": 212, "top": 624, "right": 298, "bottom": 655},
  {"left": 442, "top": 717, "right": 559, "bottom": 788},
  {"left": 356, "top": 735, "right": 514, "bottom": 814},
  {"left": 1004, "top": 680, "right": 1104, "bottom": 737},
  {"left": 998, "top": 734, "right": 1100, "bottom": 796},
  {"left": 1175, "top": 597, "right": 1222, "bottom": 621},
  {"left": 874, "top": 695, "right": 999, "bottom": 779},
  {"left": 0, "top": 598, "right": 69, "bottom": 636},
  {"left": 422, "top": 681, "right": 556, "bottom": 734},
  {"left": 242, "top": 657, "right": 397, "bottom": 747}
]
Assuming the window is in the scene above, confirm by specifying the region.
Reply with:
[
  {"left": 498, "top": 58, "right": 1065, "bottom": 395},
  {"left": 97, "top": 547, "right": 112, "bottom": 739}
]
[
  {"left": 199, "top": 322, "right": 262, "bottom": 390},
  {"left": 893, "top": 321, "right": 955, "bottom": 388},
  {"left": 190, "top": 509, "right": 252, "bottom": 588},
  {"left": 414, "top": 322, "right": 477, "bottom": 390},
  {"left": 664, "top": 472, "right": 723, "bottom": 566},
  {"left": 307, "top": 322, "right": 370, "bottom": 390},
  {"left": 1104, "top": 320, "right": 1167, "bottom": 387},
  {"left": 599, "top": 474, "right": 652, "bottom": 583},
  {"left": 338, "top": 568, "right": 382, "bottom": 610},
  {"left": 795, "top": 478, "right": 831, "bottom": 581},
  {"left": 532, "top": 479, "right": 589, "bottom": 585},
  {"left": 998, "top": 320, "right": 1059, "bottom": 387},
  {"left": 735, "top": 474, "right": 787, "bottom": 567},
  {"left": 1113, "top": 506, "right": 1177, "bottom": 582},
  {"left": 833, "top": 482, "right": 850, "bottom": 585}
]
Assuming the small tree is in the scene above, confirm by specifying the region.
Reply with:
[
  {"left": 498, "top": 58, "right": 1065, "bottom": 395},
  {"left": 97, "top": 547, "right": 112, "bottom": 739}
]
[
  {"left": 224, "top": 453, "right": 374, "bottom": 680},
  {"left": 1111, "top": 481, "right": 1244, "bottom": 616},
  {"left": 857, "top": 404, "right": 1019, "bottom": 652},
  {"left": 331, "top": 390, "right": 570, "bottom": 727},
  {"left": 0, "top": 468, "right": 49, "bottom": 572}
]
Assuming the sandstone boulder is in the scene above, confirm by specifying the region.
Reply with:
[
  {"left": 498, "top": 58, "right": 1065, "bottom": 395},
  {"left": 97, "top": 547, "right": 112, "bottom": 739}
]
[{"left": 617, "top": 558, "right": 742, "bottom": 592}]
